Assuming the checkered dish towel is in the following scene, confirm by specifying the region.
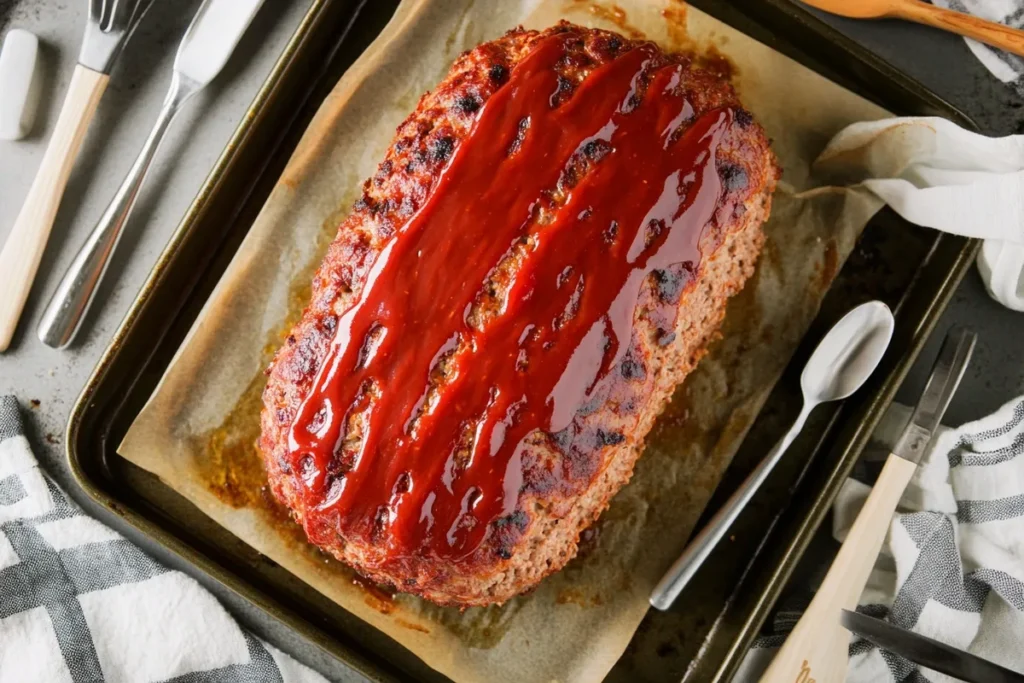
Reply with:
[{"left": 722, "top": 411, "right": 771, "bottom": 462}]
[
  {"left": 737, "top": 396, "right": 1024, "bottom": 681},
  {"left": 0, "top": 397, "right": 328, "bottom": 683},
  {"left": 935, "top": 0, "right": 1024, "bottom": 95}
]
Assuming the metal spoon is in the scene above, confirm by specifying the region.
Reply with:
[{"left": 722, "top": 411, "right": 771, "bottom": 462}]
[
  {"left": 650, "top": 300, "right": 895, "bottom": 611},
  {"left": 799, "top": 0, "right": 1024, "bottom": 59}
]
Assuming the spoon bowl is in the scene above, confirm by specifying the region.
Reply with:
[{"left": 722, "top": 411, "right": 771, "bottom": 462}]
[{"left": 802, "top": 300, "right": 895, "bottom": 404}]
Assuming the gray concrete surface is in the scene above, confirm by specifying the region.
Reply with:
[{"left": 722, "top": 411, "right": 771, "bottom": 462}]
[{"left": 0, "top": 1, "right": 1022, "bottom": 681}]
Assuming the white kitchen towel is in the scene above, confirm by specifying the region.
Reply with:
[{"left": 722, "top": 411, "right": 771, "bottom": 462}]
[
  {"left": 811, "top": 116, "right": 1024, "bottom": 309},
  {"left": 932, "top": 0, "right": 1024, "bottom": 94},
  {"left": 0, "top": 397, "right": 329, "bottom": 683},
  {"left": 736, "top": 396, "right": 1024, "bottom": 681}
]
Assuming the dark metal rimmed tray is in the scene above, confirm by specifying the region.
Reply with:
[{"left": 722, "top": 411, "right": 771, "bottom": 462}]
[{"left": 66, "top": 1, "right": 979, "bottom": 681}]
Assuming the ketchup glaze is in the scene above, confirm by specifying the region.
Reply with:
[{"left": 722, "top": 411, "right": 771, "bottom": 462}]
[{"left": 287, "top": 34, "right": 735, "bottom": 563}]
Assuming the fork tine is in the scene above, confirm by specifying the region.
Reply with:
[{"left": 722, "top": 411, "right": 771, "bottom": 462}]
[
  {"left": 126, "top": 0, "right": 157, "bottom": 31},
  {"left": 88, "top": 0, "right": 105, "bottom": 25},
  {"left": 79, "top": 0, "right": 153, "bottom": 71},
  {"left": 108, "top": 0, "right": 129, "bottom": 31},
  {"left": 104, "top": 0, "right": 150, "bottom": 33}
]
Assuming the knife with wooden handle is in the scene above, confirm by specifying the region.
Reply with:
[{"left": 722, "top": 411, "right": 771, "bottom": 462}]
[{"left": 760, "top": 326, "right": 977, "bottom": 683}]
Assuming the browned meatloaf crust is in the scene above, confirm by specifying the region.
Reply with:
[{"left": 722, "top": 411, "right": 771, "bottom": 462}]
[{"left": 260, "top": 22, "right": 779, "bottom": 606}]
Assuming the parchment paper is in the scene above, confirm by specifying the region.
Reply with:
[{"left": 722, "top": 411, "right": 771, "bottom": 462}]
[{"left": 119, "top": 2, "right": 888, "bottom": 681}]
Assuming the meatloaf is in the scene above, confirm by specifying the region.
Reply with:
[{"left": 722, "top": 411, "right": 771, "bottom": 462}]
[{"left": 260, "top": 22, "right": 779, "bottom": 606}]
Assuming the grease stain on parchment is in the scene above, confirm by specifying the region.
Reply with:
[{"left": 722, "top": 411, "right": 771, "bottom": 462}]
[
  {"left": 563, "top": 0, "right": 738, "bottom": 84},
  {"left": 566, "top": 0, "right": 646, "bottom": 39}
]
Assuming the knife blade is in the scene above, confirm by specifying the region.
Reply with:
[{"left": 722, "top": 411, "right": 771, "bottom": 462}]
[
  {"left": 892, "top": 326, "right": 976, "bottom": 466},
  {"left": 841, "top": 609, "right": 1024, "bottom": 682},
  {"left": 173, "top": 0, "right": 264, "bottom": 88}
]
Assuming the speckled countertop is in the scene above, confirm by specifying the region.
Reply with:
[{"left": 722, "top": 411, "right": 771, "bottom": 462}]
[{"left": 0, "top": 2, "right": 1022, "bottom": 680}]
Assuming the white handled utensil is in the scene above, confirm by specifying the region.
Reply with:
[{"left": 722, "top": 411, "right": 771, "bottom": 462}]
[
  {"left": 37, "top": 0, "right": 264, "bottom": 349},
  {"left": 0, "top": 29, "right": 42, "bottom": 141},
  {"left": 650, "top": 300, "right": 895, "bottom": 611},
  {"left": 761, "top": 326, "right": 976, "bottom": 683},
  {"left": 0, "top": 0, "right": 153, "bottom": 351}
]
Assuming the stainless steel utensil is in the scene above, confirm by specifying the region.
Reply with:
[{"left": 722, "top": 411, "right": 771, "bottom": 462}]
[
  {"left": 650, "top": 300, "right": 896, "bottom": 611},
  {"left": 37, "top": 0, "right": 265, "bottom": 349},
  {"left": 841, "top": 609, "right": 1024, "bottom": 683},
  {"left": 0, "top": 0, "right": 153, "bottom": 351},
  {"left": 762, "top": 326, "right": 977, "bottom": 683}
]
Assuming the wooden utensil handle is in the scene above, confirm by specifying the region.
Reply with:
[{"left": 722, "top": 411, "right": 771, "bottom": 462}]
[
  {"left": 760, "top": 453, "right": 917, "bottom": 683},
  {"left": 899, "top": 0, "right": 1024, "bottom": 58},
  {"left": 0, "top": 64, "right": 108, "bottom": 352}
]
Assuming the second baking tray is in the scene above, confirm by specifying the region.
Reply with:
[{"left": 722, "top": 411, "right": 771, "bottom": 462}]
[{"left": 66, "top": 0, "right": 978, "bottom": 681}]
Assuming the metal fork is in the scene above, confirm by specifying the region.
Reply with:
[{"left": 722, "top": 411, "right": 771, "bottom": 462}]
[
  {"left": 82, "top": 0, "right": 154, "bottom": 74},
  {"left": 0, "top": 0, "right": 154, "bottom": 351}
]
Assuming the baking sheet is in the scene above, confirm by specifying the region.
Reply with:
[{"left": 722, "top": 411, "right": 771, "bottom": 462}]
[{"left": 119, "top": 1, "right": 887, "bottom": 681}]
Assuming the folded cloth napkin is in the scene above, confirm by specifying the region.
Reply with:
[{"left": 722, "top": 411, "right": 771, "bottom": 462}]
[
  {"left": 736, "top": 396, "right": 1024, "bottom": 681},
  {"left": 0, "top": 397, "right": 328, "bottom": 683},
  {"left": 813, "top": 116, "right": 1024, "bottom": 309}
]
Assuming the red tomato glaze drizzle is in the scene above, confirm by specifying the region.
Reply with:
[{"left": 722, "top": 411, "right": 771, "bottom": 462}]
[{"left": 287, "top": 33, "right": 734, "bottom": 563}]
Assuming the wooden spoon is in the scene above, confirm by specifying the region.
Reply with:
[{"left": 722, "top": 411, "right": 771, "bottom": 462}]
[{"left": 800, "top": 0, "right": 1024, "bottom": 58}]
